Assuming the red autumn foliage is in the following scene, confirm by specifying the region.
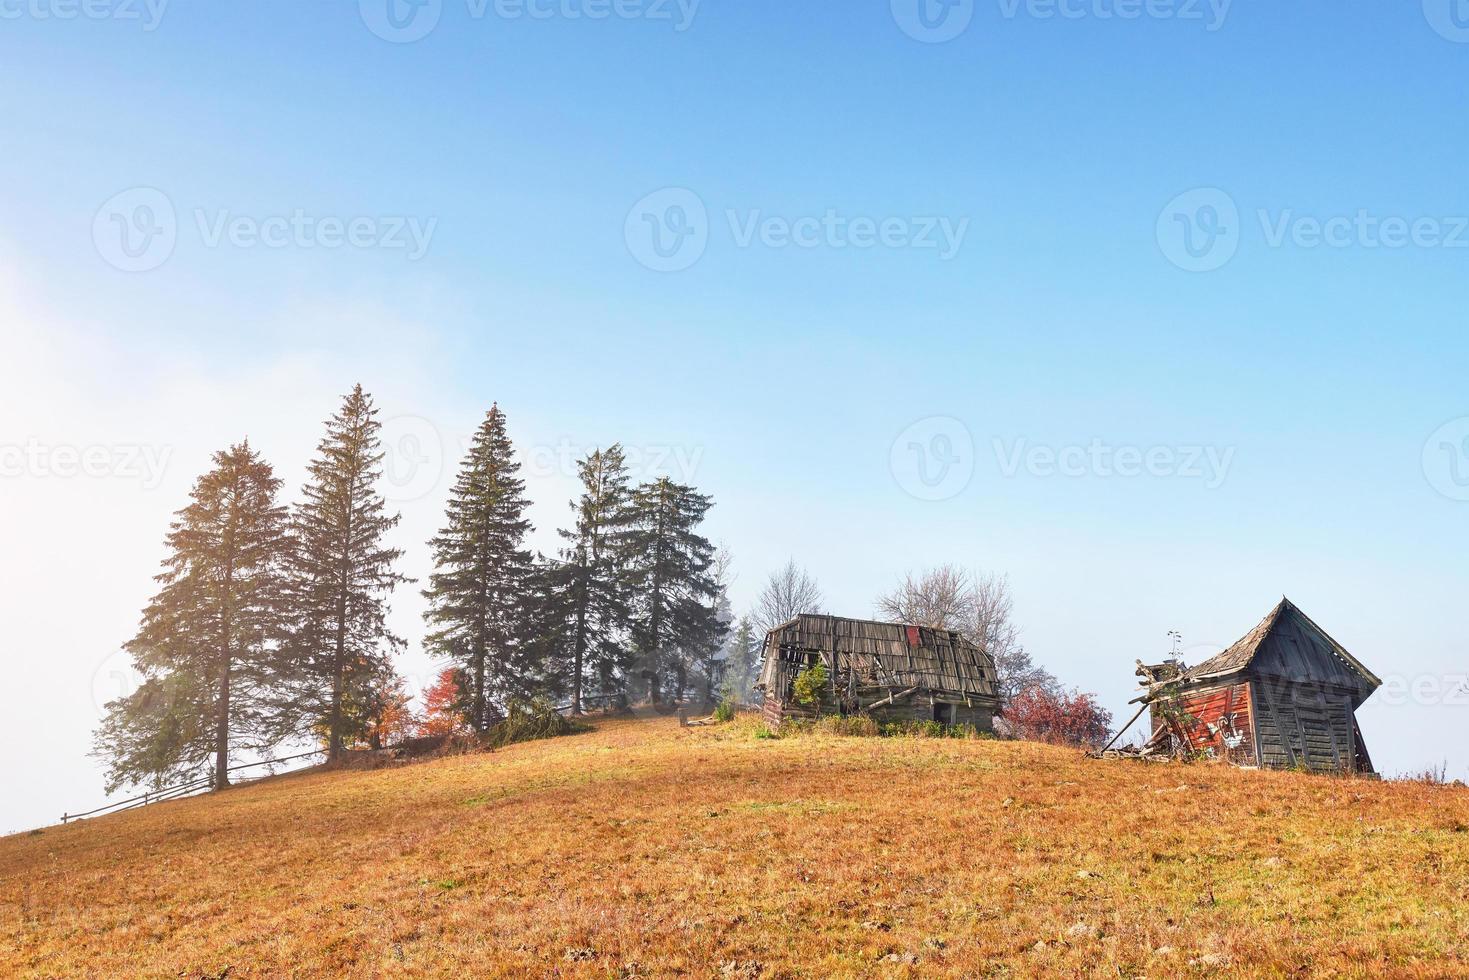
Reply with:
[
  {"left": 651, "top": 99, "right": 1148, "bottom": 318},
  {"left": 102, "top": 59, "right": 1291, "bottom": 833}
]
[
  {"left": 362, "top": 673, "right": 418, "bottom": 750},
  {"left": 419, "top": 668, "right": 471, "bottom": 738},
  {"left": 1002, "top": 685, "right": 1114, "bottom": 747}
]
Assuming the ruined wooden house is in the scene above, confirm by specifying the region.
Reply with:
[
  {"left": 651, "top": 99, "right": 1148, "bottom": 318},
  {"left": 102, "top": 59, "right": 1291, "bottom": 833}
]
[
  {"left": 1130, "top": 598, "right": 1380, "bottom": 773},
  {"left": 755, "top": 614, "right": 1001, "bottom": 729}
]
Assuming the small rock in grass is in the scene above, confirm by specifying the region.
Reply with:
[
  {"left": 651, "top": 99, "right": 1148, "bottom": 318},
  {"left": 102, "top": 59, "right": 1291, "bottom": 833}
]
[
  {"left": 563, "top": 947, "right": 596, "bottom": 962},
  {"left": 1189, "top": 952, "right": 1233, "bottom": 968},
  {"left": 880, "top": 951, "right": 919, "bottom": 965},
  {"left": 1066, "top": 922, "right": 1097, "bottom": 939},
  {"left": 718, "top": 960, "right": 762, "bottom": 978},
  {"left": 1153, "top": 945, "right": 1175, "bottom": 956}
]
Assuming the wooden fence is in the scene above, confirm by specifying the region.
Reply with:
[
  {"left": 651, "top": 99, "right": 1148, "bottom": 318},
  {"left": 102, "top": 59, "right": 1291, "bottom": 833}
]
[{"left": 61, "top": 749, "right": 325, "bottom": 825}]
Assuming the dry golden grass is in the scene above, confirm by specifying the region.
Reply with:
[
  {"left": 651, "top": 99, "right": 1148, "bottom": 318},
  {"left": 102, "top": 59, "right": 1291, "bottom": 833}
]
[{"left": 3, "top": 715, "right": 1468, "bottom": 978}]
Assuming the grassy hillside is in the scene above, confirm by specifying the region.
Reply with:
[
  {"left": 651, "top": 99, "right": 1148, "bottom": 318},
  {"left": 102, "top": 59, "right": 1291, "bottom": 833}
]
[{"left": 3, "top": 716, "right": 1467, "bottom": 978}]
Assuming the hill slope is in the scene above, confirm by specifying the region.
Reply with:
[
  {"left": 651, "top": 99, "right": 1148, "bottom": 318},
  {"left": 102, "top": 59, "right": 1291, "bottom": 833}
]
[{"left": 3, "top": 716, "right": 1467, "bottom": 977}]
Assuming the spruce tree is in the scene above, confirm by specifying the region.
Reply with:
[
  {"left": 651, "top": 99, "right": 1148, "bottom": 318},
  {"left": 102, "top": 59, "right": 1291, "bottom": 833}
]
[
  {"left": 691, "top": 548, "right": 734, "bottom": 705},
  {"left": 725, "top": 616, "right": 760, "bottom": 702},
  {"left": 622, "top": 477, "right": 722, "bottom": 703},
  {"left": 553, "top": 445, "right": 635, "bottom": 713},
  {"left": 422, "top": 405, "right": 536, "bottom": 730},
  {"left": 94, "top": 442, "right": 291, "bottom": 791},
  {"left": 286, "top": 385, "right": 408, "bottom": 760}
]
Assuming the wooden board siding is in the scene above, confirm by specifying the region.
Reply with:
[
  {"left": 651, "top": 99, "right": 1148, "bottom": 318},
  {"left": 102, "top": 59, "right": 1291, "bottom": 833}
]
[
  {"left": 871, "top": 701, "right": 995, "bottom": 729},
  {"left": 1251, "top": 679, "right": 1357, "bottom": 772},
  {"left": 1170, "top": 683, "right": 1256, "bottom": 765}
]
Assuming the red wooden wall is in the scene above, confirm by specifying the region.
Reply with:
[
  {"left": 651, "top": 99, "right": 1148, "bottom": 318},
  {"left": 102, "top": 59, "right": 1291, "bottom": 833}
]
[{"left": 1168, "top": 683, "right": 1257, "bottom": 765}]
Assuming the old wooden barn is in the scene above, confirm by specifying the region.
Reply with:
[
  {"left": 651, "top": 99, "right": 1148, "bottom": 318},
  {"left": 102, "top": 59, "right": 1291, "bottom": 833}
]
[
  {"left": 755, "top": 614, "right": 1001, "bottom": 730},
  {"left": 1131, "top": 598, "right": 1381, "bottom": 773}
]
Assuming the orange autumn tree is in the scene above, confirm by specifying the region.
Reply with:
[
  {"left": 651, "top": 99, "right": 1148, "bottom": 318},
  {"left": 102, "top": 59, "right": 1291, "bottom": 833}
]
[
  {"left": 420, "top": 667, "right": 471, "bottom": 738},
  {"left": 325, "top": 667, "right": 418, "bottom": 751},
  {"left": 361, "top": 671, "right": 417, "bottom": 750}
]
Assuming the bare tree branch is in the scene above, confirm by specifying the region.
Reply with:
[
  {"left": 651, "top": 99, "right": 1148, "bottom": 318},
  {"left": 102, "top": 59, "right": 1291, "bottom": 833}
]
[
  {"left": 876, "top": 565, "right": 1057, "bottom": 705},
  {"left": 754, "top": 558, "right": 824, "bottom": 636},
  {"left": 874, "top": 564, "right": 975, "bottom": 631}
]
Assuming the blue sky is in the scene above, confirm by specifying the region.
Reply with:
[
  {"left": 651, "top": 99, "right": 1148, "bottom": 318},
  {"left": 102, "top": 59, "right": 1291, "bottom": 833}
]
[{"left": 3, "top": 1, "right": 1469, "bottom": 832}]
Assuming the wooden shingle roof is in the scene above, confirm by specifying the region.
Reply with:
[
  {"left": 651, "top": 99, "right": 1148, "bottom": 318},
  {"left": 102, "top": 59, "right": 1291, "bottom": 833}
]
[
  {"left": 759, "top": 613, "right": 999, "bottom": 700},
  {"left": 1186, "top": 597, "right": 1381, "bottom": 704}
]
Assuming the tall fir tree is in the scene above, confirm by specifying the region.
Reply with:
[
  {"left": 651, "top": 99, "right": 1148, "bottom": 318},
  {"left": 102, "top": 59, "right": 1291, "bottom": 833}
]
[
  {"left": 422, "top": 405, "right": 536, "bottom": 730},
  {"left": 519, "top": 555, "right": 576, "bottom": 705},
  {"left": 622, "top": 477, "right": 722, "bottom": 703},
  {"left": 287, "top": 385, "right": 408, "bottom": 760},
  {"left": 553, "top": 445, "right": 635, "bottom": 713},
  {"left": 691, "top": 547, "right": 735, "bottom": 705},
  {"left": 94, "top": 442, "right": 292, "bottom": 791},
  {"left": 724, "top": 616, "right": 759, "bottom": 703}
]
